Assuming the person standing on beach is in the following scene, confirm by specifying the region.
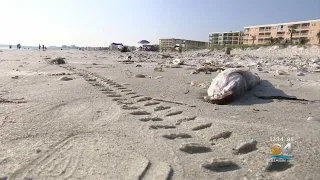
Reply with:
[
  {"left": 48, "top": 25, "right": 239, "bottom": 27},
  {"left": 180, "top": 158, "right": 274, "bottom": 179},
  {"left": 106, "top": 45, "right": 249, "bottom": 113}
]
[
  {"left": 42, "top": 45, "right": 45, "bottom": 51},
  {"left": 39, "top": 44, "right": 41, "bottom": 51}
]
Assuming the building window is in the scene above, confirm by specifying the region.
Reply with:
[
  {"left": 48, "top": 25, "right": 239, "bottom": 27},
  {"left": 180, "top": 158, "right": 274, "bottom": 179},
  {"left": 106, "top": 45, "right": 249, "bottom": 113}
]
[
  {"left": 311, "top": 23, "right": 316, "bottom": 26},
  {"left": 277, "top": 25, "right": 285, "bottom": 30}
]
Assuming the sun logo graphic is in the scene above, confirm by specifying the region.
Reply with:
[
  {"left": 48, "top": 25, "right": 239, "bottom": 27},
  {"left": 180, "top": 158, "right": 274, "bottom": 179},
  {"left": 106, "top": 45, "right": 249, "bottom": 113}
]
[{"left": 270, "top": 143, "right": 293, "bottom": 162}]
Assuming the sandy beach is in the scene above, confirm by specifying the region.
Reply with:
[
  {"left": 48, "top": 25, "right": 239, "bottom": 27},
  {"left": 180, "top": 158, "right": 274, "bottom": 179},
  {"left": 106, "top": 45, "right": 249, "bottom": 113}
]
[{"left": 1, "top": 47, "right": 320, "bottom": 180}]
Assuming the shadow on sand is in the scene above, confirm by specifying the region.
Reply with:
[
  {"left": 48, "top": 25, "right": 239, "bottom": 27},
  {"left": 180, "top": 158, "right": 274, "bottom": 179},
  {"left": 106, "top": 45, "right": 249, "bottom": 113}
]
[{"left": 231, "top": 80, "right": 301, "bottom": 106}]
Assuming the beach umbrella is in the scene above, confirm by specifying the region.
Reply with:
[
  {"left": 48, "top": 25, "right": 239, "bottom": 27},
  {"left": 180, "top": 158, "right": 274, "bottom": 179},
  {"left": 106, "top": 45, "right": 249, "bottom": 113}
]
[{"left": 138, "top": 40, "right": 150, "bottom": 45}]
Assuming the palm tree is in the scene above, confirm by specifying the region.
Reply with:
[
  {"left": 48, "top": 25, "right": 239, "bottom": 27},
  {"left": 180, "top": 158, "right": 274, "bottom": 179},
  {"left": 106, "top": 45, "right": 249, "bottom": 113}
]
[
  {"left": 250, "top": 35, "right": 256, "bottom": 45},
  {"left": 269, "top": 37, "right": 274, "bottom": 44},
  {"left": 288, "top": 25, "right": 298, "bottom": 43},
  {"left": 317, "top": 30, "right": 320, "bottom": 44}
]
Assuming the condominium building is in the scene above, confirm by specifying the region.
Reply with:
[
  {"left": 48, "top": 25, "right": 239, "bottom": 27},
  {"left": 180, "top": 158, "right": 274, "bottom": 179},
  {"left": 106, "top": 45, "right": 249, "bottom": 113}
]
[
  {"left": 243, "top": 19, "right": 320, "bottom": 45},
  {"left": 208, "top": 31, "right": 243, "bottom": 46},
  {"left": 159, "top": 38, "right": 207, "bottom": 51}
]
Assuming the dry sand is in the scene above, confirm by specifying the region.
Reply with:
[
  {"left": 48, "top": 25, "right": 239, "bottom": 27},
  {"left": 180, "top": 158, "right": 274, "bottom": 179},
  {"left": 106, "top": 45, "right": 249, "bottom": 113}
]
[{"left": 0, "top": 47, "right": 320, "bottom": 180}]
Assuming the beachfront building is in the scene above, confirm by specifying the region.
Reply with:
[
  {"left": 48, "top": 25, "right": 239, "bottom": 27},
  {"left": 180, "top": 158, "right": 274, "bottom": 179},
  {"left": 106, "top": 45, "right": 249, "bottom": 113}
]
[
  {"left": 208, "top": 31, "right": 243, "bottom": 47},
  {"left": 159, "top": 38, "right": 183, "bottom": 51},
  {"left": 141, "top": 44, "right": 159, "bottom": 51},
  {"left": 182, "top": 39, "right": 207, "bottom": 50},
  {"left": 243, "top": 19, "right": 320, "bottom": 45},
  {"left": 159, "top": 38, "right": 207, "bottom": 51}
]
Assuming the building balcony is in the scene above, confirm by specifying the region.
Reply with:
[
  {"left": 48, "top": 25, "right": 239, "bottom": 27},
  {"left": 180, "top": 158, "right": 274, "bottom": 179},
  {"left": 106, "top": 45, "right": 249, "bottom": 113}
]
[
  {"left": 259, "top": 29, "right": 271, "bottom": 32},
  {"left": 259, "top": 35, "right": 271, "bottom": 37},
  {"left": 277, "top": 34, "right": 285, "bottom": 37},
  {"left": 300, "top": 26, "right": 310, "bottom": 29}
]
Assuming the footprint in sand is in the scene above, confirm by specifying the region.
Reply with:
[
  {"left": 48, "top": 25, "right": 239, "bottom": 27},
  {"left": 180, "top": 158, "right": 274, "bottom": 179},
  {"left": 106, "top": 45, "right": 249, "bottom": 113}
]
[
  {"left": 139, "top": 117, "right": 163, "bottom": 122},
  {"left": 166, "top": 111, "right": 183, "bottom": 117},
  {"left": 149, "top": 125, "right": 176, "bottom": 129},
  {"left": 130, "top": 110, "right": 151, "bottom": 115},
  {"left": 162, "top": 133, "right": 192, "bottom": 140},
  {"left": 137, "top": 97, "right": 152, "bottom": 102},
  {"left": 192, "top": 123, "right": 212, "bottom": 131},
  {"left": 154, "top": 106, "right": 171, "bottom": 112}
]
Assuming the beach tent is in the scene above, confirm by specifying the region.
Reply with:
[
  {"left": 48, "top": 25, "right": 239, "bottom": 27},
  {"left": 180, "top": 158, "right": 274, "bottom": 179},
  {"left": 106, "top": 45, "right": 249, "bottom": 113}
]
[
  {"left": 110, "top": 42, "right": 123, "bottom": 46},
  {"left": 138, "top": 40, "right": 150, "bottom": 45},
  {"left": 109, "top": 42, "right": 123, "bottom": 50}
]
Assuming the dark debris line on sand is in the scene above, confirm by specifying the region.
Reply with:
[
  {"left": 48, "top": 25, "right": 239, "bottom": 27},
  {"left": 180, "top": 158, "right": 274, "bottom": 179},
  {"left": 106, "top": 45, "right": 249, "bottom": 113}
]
[{"left": 0, "top": 97, "right": 26, "bottom": 104}]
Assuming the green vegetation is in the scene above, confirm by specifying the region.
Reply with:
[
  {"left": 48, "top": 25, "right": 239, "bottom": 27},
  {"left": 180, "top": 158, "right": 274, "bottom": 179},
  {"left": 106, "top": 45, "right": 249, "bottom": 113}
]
[
  {"left": 299, "top": 37, "right": 310, "bottom": 45},
  {"left": 268, "top": 37, "right": 284, "bottom": 45},
  {"left": 207, "top": 41, "right": 314, "bottom": 51},
  {"left": 287, "top": 25, "right": 298, "bottom": 42},
  {"left": 120, "top": 46, "right": 130, "bottom": 52}
]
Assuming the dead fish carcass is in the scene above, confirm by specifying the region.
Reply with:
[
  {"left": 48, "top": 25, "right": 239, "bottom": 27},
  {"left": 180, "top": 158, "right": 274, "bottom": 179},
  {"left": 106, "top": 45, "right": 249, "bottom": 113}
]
[{"left": 205, "top": 68, "right": 260, "bottom": 105}]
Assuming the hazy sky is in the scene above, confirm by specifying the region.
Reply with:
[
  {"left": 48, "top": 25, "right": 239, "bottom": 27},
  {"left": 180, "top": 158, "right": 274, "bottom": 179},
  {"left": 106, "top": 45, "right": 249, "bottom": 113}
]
[{"left": 0, "top": 0, "right": 319, "bottom": 47}]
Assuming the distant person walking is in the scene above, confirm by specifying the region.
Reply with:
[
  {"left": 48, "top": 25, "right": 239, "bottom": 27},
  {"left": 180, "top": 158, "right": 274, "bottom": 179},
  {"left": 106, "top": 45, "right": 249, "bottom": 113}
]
[
  {"left": 39, "top": 44, "right": 41, "bottom": 51},
  {"left": 9, "top": 45, "right": 12, "bottom": 49},
  {"left": 42, "top": 45, "right": 45, "bottom": 51}
]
